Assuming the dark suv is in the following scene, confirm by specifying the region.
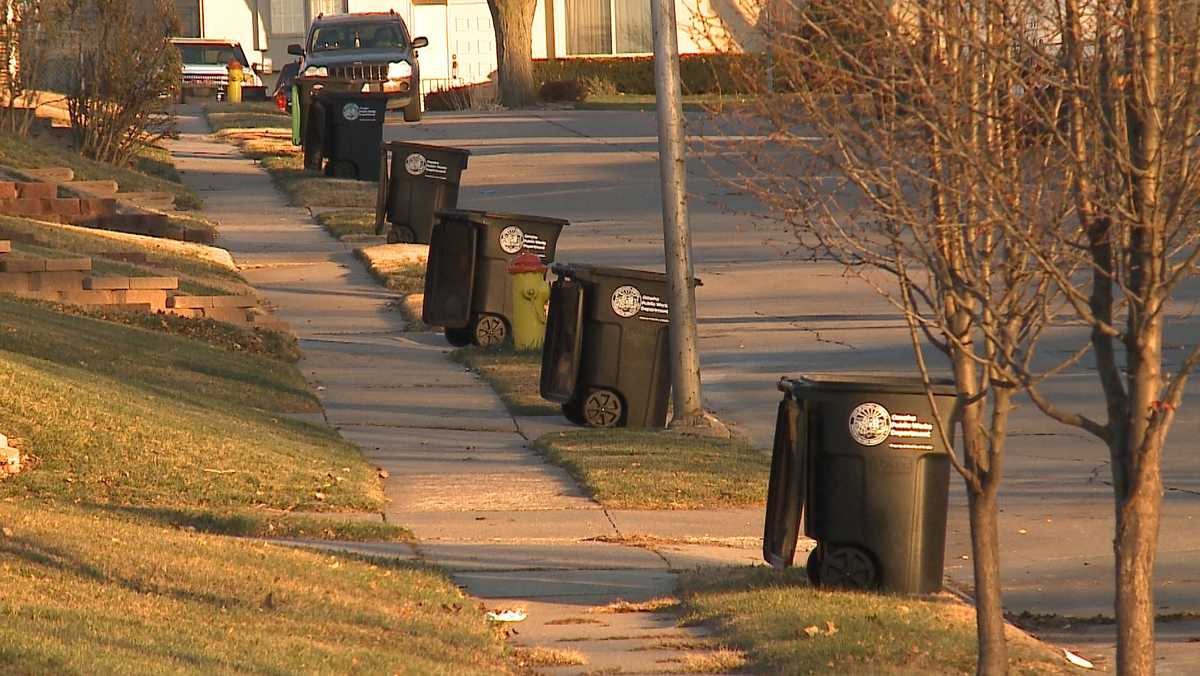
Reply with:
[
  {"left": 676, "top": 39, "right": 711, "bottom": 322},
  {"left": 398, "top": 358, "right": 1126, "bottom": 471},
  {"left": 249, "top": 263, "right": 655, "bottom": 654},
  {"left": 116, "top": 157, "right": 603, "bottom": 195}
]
[{"left": 288, "top": 11, "right": 427, "bottom": 122}]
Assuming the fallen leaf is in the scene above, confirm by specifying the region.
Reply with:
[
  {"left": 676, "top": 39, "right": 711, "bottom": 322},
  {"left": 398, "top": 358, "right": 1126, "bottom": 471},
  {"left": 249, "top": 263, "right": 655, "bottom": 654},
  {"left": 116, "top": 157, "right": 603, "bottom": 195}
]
[
  {"left": 1018, "top": 528, "right": 1028, "bottom": 534},
  {"left": 1, "top": 527, "right": 12, "bottom": 537},
  {"left": 803, "top": 625, "right": 821, "bottom": 638},
  {"left": 314, "top": 492, "right": 326, "bottom": 501},
  {"left": 824, "top": 620, "right": 839, "bottom": 635}
]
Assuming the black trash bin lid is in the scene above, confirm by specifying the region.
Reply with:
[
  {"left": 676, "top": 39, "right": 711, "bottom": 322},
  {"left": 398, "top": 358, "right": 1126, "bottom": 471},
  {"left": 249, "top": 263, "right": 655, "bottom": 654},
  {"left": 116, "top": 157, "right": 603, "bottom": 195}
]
[
  {"left": 784, "top": 374, "right": 957, "bottom": 396},
  {"left": 436, "top": 209, "right": 569, "bottom": 228},
  {"left": 551, "top": 262, "right": 702, "bottom": 287},
  {"left": 384, "top": 140, "right": 471, "bottom": 156}
]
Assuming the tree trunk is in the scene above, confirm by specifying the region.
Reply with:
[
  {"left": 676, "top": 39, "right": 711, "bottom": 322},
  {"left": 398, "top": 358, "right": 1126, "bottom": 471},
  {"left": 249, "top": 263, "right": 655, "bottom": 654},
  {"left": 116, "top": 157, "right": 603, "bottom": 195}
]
[
  {"left": 1114, "top": 319, "right": 1164, "bottom": 674},
  {"left": 1113, "top": 474, "right": 1161, "bottom": 675},
  {"left": 968, "top": 476, "right": 1007, "bottom": 674},
  {"left": 949, "top": 326, "right": 1008, "bottom": 674},
  {"left": 487, "top": 0, "right": 537, "bottom": 108}
]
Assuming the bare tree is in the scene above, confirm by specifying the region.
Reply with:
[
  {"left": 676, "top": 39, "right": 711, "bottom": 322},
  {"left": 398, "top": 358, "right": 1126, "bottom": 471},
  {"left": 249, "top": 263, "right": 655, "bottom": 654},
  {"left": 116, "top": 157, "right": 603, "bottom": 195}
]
[
  {"left": 64, "top": 0, "right": 179, "bottom": 165},
  {"left": 706, "top": 0, "right": 1200, "bottom": 671},
  {"left": 486, "top": 0, "right": 537, "bottom": 107},
  {"left": 1029, "top": 1, "right": 1200, "bottom": 671},
  {"left": 703, "top": 0, "right": 1084, "bottom": 671}
]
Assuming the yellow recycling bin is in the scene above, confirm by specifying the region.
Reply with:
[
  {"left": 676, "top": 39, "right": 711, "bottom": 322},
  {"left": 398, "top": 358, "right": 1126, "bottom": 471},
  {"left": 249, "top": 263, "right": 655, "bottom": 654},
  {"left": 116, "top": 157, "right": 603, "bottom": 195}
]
[
  {"left": 508, "top": 253, "right": 550, "bottom": 351},
  {"left": 226, "top": 59, "right": 244, "bottom": 104}
]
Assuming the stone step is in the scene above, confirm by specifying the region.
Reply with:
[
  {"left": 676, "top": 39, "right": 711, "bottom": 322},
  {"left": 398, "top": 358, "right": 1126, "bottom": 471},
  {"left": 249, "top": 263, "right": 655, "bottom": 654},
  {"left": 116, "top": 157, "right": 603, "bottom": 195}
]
[
  {"left": 24, "top": 167, "right": 74, "bottom": 183},
  {"left": 0, "top": 182, "right": 58, "bottom": 200},
  {"left": 0, "top": 257, "right": 92, "bottom": 273},
  {"left": 0, "top": 197, "right": 83, "bottom": 218},
  {"left": 118, "top": 192, "right": 175, "bottom": 209},
  {"left": 167, "top": 294, "right": 256, "bottom": 309},
  {"left": 84, "top": 275, "right": 178, "bottom": 291},
  {"left": 0, "top": 241, "right": 10, "bottom": 255},
  {"left": 67, "top": 180, "right": 119, "bottom": 196}
]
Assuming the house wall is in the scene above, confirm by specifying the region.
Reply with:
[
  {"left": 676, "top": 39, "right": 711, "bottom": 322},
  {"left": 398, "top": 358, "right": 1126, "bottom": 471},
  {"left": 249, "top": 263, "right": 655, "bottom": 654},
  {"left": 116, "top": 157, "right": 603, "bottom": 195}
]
[{"left": 199, "top": 0, "right": 271, "bottom": 68}]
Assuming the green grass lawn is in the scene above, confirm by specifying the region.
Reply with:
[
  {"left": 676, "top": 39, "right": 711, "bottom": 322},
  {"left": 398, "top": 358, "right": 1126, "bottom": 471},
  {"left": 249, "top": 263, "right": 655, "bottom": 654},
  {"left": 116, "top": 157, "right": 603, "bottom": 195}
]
[
  {"left": 317, "top": 208, "right": 377, "bottom": 239},
  {"left": 0, "top": 133, "right": 202, "bottom": 210},
  {"left": 0, "top": 215, "right": 249, "bottom": 295},
  {"left": 678, "top": 567, "right": 1071, "bottom": 675},
  {"left": 0, "top": 502, "right": 508, "bottom": 673},
  {"left": 534, "top": 429, "right": 768, "bottom": 509},
  {"left": 0, "top": 296, "right": 381, "bottom": 512}
]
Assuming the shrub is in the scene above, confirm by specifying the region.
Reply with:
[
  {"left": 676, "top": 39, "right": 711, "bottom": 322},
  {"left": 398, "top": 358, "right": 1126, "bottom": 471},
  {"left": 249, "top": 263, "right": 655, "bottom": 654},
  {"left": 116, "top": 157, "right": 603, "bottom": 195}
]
[
  {"left": 424, "top": 85, "right": 473, "bottom": 111},
  {"left": 64, "top": 0, "right": 181, "bottom": 165},
  {"left": 537, "top": 80, "right": 585, "bottom": 102},
  {"left": 532, "top": 54, "right": 765, "bottom": 95},
  {"left": 580, "top": 75, "right": 617, "bottom": 98}
]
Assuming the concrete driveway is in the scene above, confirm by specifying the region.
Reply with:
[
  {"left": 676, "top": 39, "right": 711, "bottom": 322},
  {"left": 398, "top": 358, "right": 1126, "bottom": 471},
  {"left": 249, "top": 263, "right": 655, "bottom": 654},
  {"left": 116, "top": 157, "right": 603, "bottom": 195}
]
[{"left": 384, "top": 109, "right": 1200, "bottom": 667}]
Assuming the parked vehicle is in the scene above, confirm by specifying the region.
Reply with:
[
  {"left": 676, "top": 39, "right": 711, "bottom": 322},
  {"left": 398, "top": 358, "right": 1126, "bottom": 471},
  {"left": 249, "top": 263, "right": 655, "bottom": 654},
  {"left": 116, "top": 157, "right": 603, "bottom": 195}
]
[
  {"left": 172, "top": 38, "right": 268, "bottom": 102},
  {"left": 272, "top": 60, "right": 301, "bottom": 112},
  {"left": 288, "top": 11, "right": 427, "bottom": 122}
]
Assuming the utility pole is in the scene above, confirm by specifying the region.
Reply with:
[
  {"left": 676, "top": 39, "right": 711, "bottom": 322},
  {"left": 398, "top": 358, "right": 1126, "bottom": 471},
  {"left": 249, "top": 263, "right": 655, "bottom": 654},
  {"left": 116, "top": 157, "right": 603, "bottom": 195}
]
[{"left": 650, "top": 0, "right": 704, "bottom": 427}]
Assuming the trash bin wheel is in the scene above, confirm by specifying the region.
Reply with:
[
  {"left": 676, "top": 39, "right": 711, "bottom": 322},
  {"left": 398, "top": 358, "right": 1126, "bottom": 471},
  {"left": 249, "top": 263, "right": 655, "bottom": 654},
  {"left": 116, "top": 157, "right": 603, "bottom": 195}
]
[
  {"left": 562, "top": 398, "right": 586, "bottom": 425},
  {"left": 582, "top": 388, "right": 624, "bottom": 428},
  {"left": 444, "top": 327, "right": 473, "bottom": 347},
  {"left": 387, "top": 225, "right": 417, "bottom": 244},
  {"left": 817, "top": 545, "right": 878, "bottom": 590},
  {"left": 472, "top": 314, "right": 508, "bottom": 348},
  {"left": 805, "top": 545, "right": 823, "bottom": 586}
]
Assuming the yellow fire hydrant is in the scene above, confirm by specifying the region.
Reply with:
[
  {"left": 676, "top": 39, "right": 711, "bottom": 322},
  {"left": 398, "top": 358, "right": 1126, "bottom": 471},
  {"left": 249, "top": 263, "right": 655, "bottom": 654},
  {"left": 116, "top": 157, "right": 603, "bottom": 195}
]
[
  {"left": 508, "top": 253, "right": 550, "bottom": 351},
  {"left": 226, "top": 58, "right": 244, "bottom": 104}
]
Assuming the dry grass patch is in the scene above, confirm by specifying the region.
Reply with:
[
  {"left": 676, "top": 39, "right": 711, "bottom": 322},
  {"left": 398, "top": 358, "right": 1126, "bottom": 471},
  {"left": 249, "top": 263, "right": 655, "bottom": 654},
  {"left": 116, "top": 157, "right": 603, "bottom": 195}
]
[
  {"left": 355, "top": 243, "right": 427, "bottom": 295},
  {"left": 658, "top": 648, "right": 748, "bottom": 673},
  {"left": 512, "top": 646, "right": 587, "bottom": 667},
  {"left": 534, "top": 430, "right": 769, "bottom": 509},
  {"left": 592, "top": 597, "right": 681, "bottom": 614},
  {"left": 546, "top": 616, "right": 608, "bottom": 626},
  {"left": 678, "top": 566, "right": 1075, "bottom": 675}
]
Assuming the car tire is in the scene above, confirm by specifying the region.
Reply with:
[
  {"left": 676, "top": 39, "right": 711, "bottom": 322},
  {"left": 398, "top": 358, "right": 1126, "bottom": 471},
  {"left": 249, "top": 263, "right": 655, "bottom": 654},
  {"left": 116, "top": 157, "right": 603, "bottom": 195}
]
[{"left": 403, "top": 95, "right": 421, "bottom": 123}]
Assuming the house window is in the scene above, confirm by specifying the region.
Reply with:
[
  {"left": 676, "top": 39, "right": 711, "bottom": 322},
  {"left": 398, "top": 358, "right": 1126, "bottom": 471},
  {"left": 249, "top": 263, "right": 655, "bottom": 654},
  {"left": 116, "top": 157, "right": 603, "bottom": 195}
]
[
  {"left": 310, "top": 0, "right": 346, "bottom": 20},
  {"left": 565, "top": 0, "right": 651, "bottom": 55},
  {"left": 175, "top": 0, "right": 201, "bottom": 37},
  {"left": 271, "top": 0, "right": 306, "bottom": 34}
]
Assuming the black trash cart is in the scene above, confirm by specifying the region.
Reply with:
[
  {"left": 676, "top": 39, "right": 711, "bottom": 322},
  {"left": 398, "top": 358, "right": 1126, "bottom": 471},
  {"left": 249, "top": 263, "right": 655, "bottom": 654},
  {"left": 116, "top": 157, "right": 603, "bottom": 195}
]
[
  {"left": 295, "top": 79, "right": 388, "bottom": 181},
  {"left": 374, "top": 141, "right": 471, "bottom": 244},
  {"left": 539, "top": 263, "right": 701, "bottom": 429},
  {"left": 763, "top": 375, "right": 959, "bottom": 594},
  {"left": 421, "top": 209, "right": 568, "bottom": 347}
]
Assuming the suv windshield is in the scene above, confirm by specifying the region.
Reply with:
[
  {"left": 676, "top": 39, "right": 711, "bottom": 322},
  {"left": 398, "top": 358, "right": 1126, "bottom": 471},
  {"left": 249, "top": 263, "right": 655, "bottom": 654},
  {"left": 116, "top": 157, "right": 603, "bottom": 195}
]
[
  {"left": 309, "top": 23, "right": 406, "bottom": 52},
  {"left": 177, "top": 44, "right": 249, "bottom": 67}
]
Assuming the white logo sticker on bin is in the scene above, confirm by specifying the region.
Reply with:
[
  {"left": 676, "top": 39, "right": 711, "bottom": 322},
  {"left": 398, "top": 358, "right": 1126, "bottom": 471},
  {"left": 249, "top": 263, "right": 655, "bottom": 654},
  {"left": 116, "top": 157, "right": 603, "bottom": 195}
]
[
  {"left": 342, "top": 103, "right": 360, "bottom": 121},
  {"left": 404, "top": 153, "right": 427, "bottom": 176},
  {"left": 848, "top": 402, "right": 892, "bottom": 446},
  {"left": 499, "top": 226, "right": 525, "bottom": 254},
  {"left": 611, "top": 285, "right": 643, "bottom": 318}
]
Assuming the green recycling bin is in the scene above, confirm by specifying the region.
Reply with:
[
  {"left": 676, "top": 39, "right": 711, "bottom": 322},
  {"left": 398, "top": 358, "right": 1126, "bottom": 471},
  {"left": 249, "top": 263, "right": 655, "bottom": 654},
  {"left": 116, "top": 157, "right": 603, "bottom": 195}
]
[
  {"left": 539, "top": 263, "right": 700, "bottom": 429},
  {"left": 763, "top": 375, "right": 959, "bottom": 594},
  {"left": 421, "top": 209, "right": 568, "bottom": 347}
]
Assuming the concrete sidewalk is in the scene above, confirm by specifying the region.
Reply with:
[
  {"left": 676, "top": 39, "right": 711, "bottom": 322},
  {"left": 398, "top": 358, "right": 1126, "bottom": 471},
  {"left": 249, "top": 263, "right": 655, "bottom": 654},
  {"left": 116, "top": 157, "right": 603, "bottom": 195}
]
[{"left": 167, "top": 107, "right": 764, "bottom": 674}]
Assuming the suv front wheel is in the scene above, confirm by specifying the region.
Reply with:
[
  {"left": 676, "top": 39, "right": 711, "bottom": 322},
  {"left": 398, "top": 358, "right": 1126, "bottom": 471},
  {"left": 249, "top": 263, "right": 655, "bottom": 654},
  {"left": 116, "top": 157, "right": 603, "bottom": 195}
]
[{"left": 403, "top": 95, "right": 421, "bottom": 122}]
